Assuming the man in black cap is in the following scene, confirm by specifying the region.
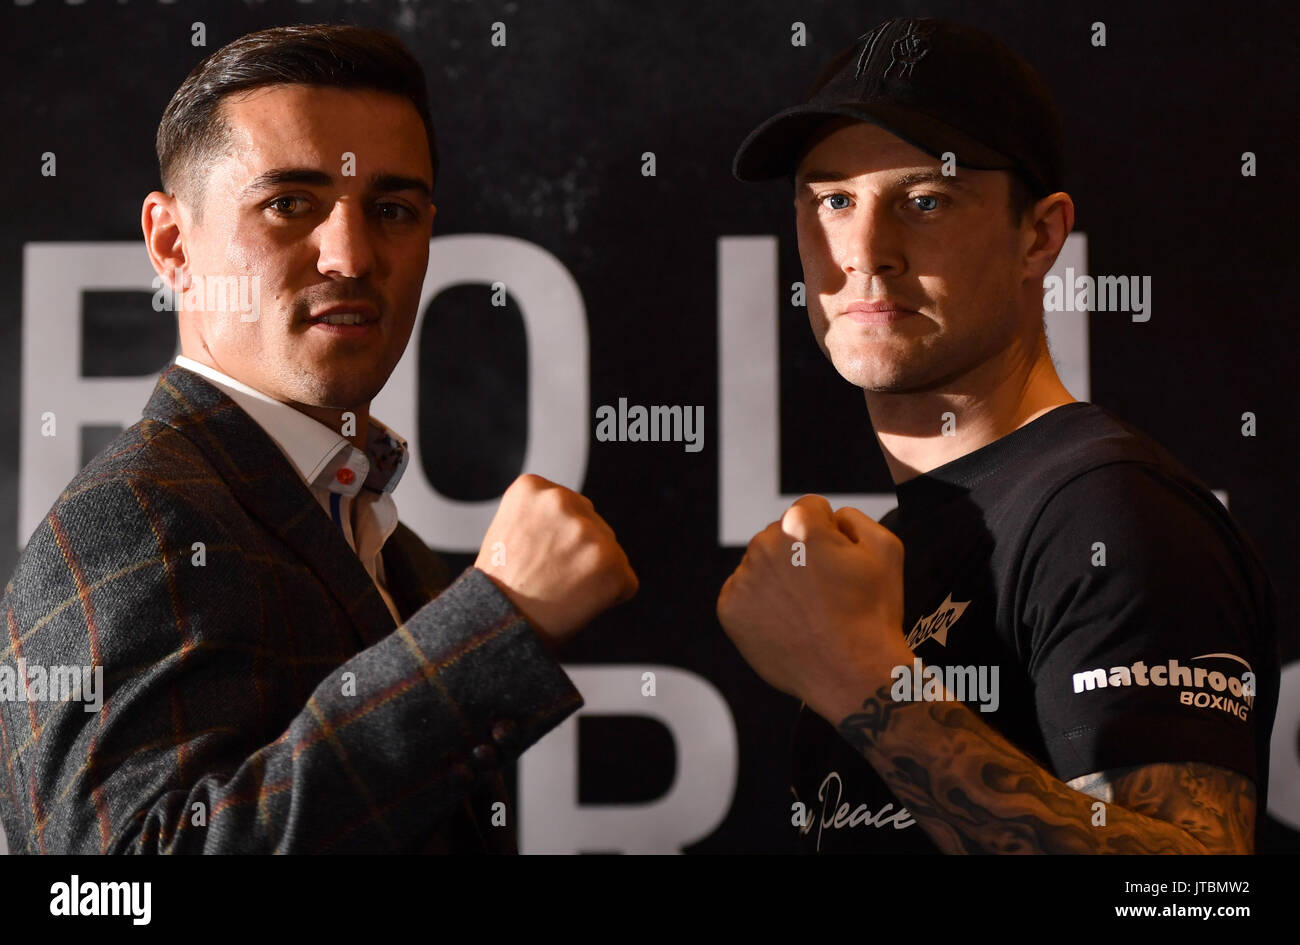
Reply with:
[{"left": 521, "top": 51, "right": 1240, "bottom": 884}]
[{"left": 717, "top": 17, "right": 1277, "bottom": 853}]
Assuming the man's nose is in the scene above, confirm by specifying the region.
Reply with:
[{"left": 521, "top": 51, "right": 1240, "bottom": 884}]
[
  {"left": 841, "top": 200, "right": 905, "bottom": 277},
  {"left": 315, "top": 200, "right": 376, "bottom": 279}
]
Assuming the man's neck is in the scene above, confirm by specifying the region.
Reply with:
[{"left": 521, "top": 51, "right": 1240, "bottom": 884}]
[
  {"left": 865, "top": 332, "right": 1076, "bottom": 486},
  {"left": 176, "top": 346, "right": 372, "bottom": 453}
]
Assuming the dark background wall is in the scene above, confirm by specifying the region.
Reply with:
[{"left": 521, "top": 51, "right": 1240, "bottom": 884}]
[{"left": 3, "top": 0, "right": 1297, "bottom": 852}]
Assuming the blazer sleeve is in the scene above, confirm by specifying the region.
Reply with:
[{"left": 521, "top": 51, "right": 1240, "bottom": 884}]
[{"left": 0, "top": 473, "right": 583, "bottom": 854}]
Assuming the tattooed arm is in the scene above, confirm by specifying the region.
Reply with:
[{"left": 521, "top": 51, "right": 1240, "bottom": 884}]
[
  {"left": 714, "top": 494, "right": 1258, "bottom": 853},
  {"left": 836, "top": 685, "right": 1255, "bottom": 854},
  {"left": 1066, "top": 764, "right": 1255, "bottom": 853}
]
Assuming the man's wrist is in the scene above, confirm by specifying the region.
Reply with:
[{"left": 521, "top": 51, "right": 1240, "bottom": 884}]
[{"left": 805, "top": 639, "right": 914, "bottom": 726}]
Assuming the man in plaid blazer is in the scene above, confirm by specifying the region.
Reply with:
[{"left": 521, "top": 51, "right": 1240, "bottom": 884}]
[
  {"left": 2, "top": 362, "right": 608, "bottom": 853},
  {"left": 0, "top": 25, "right": 638, "bottom": 853}
]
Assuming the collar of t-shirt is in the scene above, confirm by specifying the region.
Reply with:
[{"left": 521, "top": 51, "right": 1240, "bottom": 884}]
[
  {"left": 172, "top": 355, "right": 407, "bottom": 623},
  {"left": 892, "top": 402, "right": 1094, "bottom": 520}
]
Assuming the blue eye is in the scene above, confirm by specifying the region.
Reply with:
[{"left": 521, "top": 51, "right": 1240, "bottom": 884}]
[
  {"left": 912, "top": 195, "right": 940, "bottom": 211},
  {"left": 822, "top": 193, "right": 851, "bottom": 211}
]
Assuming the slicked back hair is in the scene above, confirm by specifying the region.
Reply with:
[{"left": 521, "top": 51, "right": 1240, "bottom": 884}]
[{"left": 156, "top": 23, "right": 438, "bottom": 223}]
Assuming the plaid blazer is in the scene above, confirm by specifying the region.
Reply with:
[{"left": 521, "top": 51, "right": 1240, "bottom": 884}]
[{"left": 0, "top": 362, "right": 583, "bottom": 853}]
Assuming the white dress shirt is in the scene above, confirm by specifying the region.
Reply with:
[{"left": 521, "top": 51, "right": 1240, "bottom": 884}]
[{"left": 173, "top": 355, "right": 409, "bottom": 625}]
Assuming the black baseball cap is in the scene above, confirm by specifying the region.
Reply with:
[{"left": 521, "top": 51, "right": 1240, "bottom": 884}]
[{"left": 732, "top": 17, "right": 1065, "bottom": 197}]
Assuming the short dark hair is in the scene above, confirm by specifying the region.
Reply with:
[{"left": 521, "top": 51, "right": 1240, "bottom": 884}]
[
  {"left": 156, "top": 24, "right": 438, "bottom": 222},
  {"left": 1006, "top": 168, "right": 1040, "bottom": 224}
]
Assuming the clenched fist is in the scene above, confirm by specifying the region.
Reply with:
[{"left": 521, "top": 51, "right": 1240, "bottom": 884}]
[
  {"left": 475, "top": 474, "right": 638, "bottom": 648},
  {"left": 716, "top": 495, "right": 912, "bottom": 717}
]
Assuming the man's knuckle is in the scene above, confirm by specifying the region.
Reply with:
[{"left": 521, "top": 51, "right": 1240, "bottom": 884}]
[{"left": 516, "top": 473, "right": 545, "bottom": 492}]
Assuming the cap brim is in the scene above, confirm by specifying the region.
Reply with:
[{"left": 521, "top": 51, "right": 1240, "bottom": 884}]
[{"left": 732, "top": 102, "right": 1018, "bottom": 182}]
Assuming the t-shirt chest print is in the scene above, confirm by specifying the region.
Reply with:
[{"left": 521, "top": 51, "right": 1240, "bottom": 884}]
[
  {"left": 889, "top": 532, "right": 1010, "bottom": 719},
  {"left": 792, "top": 554, "right": 999, "bottom": 852}
]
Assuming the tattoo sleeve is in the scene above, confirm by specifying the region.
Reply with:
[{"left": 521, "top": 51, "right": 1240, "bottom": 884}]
[{"left": 836, "top": 691, "right": 1256, "bottom": 854}]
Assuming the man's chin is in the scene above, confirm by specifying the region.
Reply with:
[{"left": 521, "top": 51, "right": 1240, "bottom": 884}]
[
  {"left": 828, "top": 351, "right": 915, "bottom": 392},
  {"left": 290, "top": 371, "right": 388, "bottom": 410}
]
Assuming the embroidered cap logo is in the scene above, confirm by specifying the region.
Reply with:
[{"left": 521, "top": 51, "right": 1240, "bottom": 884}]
[{"left": 855, "top": 18, "right": 934, "bottom": 85}]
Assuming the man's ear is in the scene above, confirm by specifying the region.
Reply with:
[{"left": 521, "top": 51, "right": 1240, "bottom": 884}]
[
  {"left": 141, "top": 191, "right": 189, "bottom": 292},
  {"left": 1022, "top": 191, "right": 1075, "bottom": 283}
]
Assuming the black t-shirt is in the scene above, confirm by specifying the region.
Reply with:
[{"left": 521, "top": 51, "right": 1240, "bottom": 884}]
[{"left": 791, "top": 402, "right": 1280, "bottom": 853}]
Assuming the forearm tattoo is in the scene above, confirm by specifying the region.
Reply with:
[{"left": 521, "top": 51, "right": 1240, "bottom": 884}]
[
  {"left": 837, "top": 685, "right": 909, "bottom": 747},
  {"left": 836, "top": 695, "right": 1255, "bottom": 854}
]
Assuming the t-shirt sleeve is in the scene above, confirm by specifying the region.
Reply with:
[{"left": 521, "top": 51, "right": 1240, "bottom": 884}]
[{"left": 1020, "top": 461, "right": 1267, "bottom": 784}]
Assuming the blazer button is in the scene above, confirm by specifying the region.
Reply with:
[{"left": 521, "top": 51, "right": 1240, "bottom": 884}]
[
  {"left": 471, "top": 743, "right": 499, "bottom": 769},
  {"left": 490, "top": 719, "right": 516, "bottom": 745}
]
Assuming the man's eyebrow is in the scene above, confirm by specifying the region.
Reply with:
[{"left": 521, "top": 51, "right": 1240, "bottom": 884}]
[
  {"left": 241, "top": 168, "right": 332, "bottom": 196},
  {"left": 241, "top": 168, "right": 433, "bottom": 200},
  {"left": 794, "top": 168, "right": 974, "bottom": 190},
  {"left": 368, "top": 172, "right": 433, "bottom": 200},
  {"left": 892, "top": 170, "right": 973, "bottom": 191}
]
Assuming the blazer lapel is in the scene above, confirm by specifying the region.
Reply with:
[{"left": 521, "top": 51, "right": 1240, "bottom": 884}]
[{"left": 142, "top": 362, "right": 397, "bottom": 649}]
